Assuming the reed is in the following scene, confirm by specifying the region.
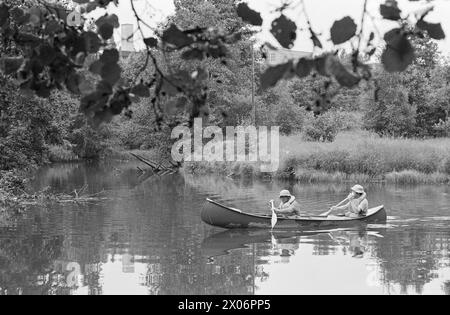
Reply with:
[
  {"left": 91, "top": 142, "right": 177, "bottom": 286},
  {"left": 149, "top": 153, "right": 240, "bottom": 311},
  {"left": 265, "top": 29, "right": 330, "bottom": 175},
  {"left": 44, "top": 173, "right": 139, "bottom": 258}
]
[
  {"left": 184, "top": 131, "right": 450, "bottom": 184},
  {"left": 47, "top": 145, "right": 79, "bottom": 163}
]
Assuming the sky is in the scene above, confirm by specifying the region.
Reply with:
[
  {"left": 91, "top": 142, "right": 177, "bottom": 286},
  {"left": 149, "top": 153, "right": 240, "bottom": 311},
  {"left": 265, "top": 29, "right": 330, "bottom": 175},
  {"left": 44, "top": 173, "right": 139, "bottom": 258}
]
[{"left": 96, "top": 0, "right": 450, "bottom": 54}]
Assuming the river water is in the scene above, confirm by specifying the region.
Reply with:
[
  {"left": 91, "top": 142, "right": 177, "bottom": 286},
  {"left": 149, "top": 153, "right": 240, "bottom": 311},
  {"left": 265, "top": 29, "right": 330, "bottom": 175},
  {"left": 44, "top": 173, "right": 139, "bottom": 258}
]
[{"left": 0, "top": 161, "right": 449, "bottom": 295}]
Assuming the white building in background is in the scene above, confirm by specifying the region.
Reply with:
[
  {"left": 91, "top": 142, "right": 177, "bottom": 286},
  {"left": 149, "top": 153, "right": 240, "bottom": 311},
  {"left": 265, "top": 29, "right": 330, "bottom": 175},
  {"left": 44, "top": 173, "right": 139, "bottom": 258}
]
[
  {"left": 120, "top": 24, "right": 136, "bottom": 58},
  {"left": 262, "top": 45, "right": 312, "bottom": 67}
]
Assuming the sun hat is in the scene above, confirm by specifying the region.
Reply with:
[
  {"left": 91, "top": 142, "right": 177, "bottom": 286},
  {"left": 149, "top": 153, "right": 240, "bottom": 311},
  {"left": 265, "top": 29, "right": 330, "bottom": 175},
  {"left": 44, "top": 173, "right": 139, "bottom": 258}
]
[
  {"left": 351, "top": 185, "right": 365, "bottom": 194},
  {"left": 279, "top": 190, "right": 292, "bottom": 198}
]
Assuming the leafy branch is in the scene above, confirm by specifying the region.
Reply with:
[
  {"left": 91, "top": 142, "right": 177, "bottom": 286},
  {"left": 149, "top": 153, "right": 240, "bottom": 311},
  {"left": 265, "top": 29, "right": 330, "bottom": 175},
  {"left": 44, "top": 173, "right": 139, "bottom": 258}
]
[{"left": 0, "top": 0, "right": 447, "bottom": 124}]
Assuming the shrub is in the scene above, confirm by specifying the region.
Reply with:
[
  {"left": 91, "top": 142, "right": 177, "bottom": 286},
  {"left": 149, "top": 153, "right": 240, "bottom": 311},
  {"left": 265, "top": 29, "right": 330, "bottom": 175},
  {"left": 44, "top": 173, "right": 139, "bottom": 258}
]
[
  {"left": 68, "top": 116, "right": 115, "bottom": 160},
  {"left": 274, "top": 106, "right": 307, "bottom": 135},
  {"left": 444, "top": 158, "right": 450, "bottom": 175},
  {"left": 47, "top": 143, "right": 79, "bottom": 163},
  {"left": 0, "top": 171, "right": 27, "bottom": 195},
  {"left": 303, "top": 111, "right": 343, "bottom": 142},
  {"left": 433, "top": 119, "right": 450, "bottom": 137}
]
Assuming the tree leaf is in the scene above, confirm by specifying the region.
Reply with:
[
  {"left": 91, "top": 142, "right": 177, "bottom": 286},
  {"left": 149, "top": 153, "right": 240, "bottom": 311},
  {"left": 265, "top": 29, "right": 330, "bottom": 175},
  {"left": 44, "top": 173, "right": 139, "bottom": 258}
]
[
  {"left": 131, "top": 83, "right": 150, "bottom": 97},
  {"left": 44, "top": 20, "right": 62, "bottom": 35},
  {"left": 86, "top": 2, "right": 99, "bottom": 13},
  {"left": 10, "top": 7, "right": 29, "bottom": 25},
  {"left": 382, "top": 29, "right": 415, "bottom": 72},
  {"left": 28, "top": 6, "right": 42, "bottom": 27},
  {"left": 0, "top": 57, "right": 24, "bottom": 75},
  {"left": 417, "top": 20, "right": 445, "bottom": 40},
  {"left": 182, "top": 48, "right": 205, "bottom": 60},
  {"left": 271, "top": 15, "right": 297, "bottom": 49},
  {"left": 330, "top": 16, "right": 357, "bottom": 45},
  {"left": 96, "top": 14, "right": 119, "bottom": 40},
  {"left": 380, "top": 2, "right": 402, "bottom": 21},
  {"left": 83, "top": 31, "right": 101, "bottom": 53},
  {"left": 89, "top": 60, "right": 103, "bottom": 75},
  {"left": 95, "top": 14, "right": 119, "bottom": 28},
  {"left": 161, "top": 78, "right": 181, "bottom": 97},
  {"left": 100, "top": 49, "right": 120, "bottom": 64},
  {"left": 326, "top": 56, "right": 361, "bottom": 87},
  {"left": 0, "top": 3, "right": 9, "bottom": 27},
  {"left": 236, "top": 3, "right": 263, "bottom": 26},
  {"left": 15, "top": 32, "right": 40, "bottom": 48},
  {"left": 100, "top": 63, "right": 121, "bottom": 85},
  {"left": 65, "top": 71, "right": 81, "bottom": 94},
  {"left": 261, "top": 61, "right": 293, "bottom": 89},
  {"left": 144, "top": 37, "right": 158, "bottom": 48},
  {"left": 98, "top": 23, "right": 114, "bottom": 40},
  {"left": 295, "top": 58, "right": 313, "bottom": 78},
  {"left": 314, "top": 55, "right": 330, "bottom": 76},
  {"left": 162, "top": 24, "right": 194, "bottom": 48},
  {"left": 38, "top": 44, "right": 56, "bottom": 65}
]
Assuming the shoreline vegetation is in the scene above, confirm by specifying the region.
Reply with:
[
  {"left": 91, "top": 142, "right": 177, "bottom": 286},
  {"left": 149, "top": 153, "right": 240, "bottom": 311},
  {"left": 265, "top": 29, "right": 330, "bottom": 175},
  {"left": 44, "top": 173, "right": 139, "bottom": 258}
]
[{"left": 183, "top": 131, "right": 450, "bottom": 185}]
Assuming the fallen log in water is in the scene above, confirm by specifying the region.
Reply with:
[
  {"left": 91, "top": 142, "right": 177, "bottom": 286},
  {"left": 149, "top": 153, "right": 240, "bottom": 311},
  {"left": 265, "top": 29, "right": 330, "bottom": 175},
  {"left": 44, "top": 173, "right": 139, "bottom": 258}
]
[
  {"left": 131, "top": 153, "right": 180, "bottom": 177},
  {"left": 18, "top": 186, "right": 112, "bottom": 206}
]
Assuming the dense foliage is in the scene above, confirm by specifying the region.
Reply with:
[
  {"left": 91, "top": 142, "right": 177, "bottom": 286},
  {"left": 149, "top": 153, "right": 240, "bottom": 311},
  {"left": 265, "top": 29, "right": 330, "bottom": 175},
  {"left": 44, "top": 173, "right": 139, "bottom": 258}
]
[
  {"left": 0, "top": 0, "right": 449, "bottom": 171},
  {"left": 0, "top": 0, "right": 447, "bottom": 124}
]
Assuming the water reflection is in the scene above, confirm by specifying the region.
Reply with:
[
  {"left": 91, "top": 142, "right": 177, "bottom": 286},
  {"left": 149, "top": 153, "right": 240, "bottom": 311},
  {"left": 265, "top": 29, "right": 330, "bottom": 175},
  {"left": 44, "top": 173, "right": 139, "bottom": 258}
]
[{"left": 0, "top": 162, "right": 449, "bottom": 295}]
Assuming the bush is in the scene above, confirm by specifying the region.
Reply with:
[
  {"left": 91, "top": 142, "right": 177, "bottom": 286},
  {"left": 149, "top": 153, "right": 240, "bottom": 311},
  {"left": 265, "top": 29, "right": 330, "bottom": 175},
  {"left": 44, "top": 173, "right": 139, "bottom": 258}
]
[
  {"left": 433, "top": 119, "right": 450, "bottom": 137},
  {"left": 47, "top": 142, "right": 79, "bottom": 163},
  {"left": 303, "top": 111, "right": 343, "bottom": 142},
  {"left": 0, "top": 171, "right": 27, "bottom": 195},
  {"left": 444, "top": 158, "right": 450, "bottom": 175},
  {"left": 68, "top": 115, "right": 117, "bottom": 160},
  {"left": 362, "top": 72, "right": 419, "bottom": 137},
  {"left": 274, "top": 106, "right": 307, "bottom": 135}
]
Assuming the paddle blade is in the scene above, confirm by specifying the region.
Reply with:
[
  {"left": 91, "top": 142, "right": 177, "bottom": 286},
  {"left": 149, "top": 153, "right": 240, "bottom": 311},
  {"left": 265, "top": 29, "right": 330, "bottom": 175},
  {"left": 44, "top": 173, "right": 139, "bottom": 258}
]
[{"left": 271, "top": 210, "right": 278, "bottom": 229}]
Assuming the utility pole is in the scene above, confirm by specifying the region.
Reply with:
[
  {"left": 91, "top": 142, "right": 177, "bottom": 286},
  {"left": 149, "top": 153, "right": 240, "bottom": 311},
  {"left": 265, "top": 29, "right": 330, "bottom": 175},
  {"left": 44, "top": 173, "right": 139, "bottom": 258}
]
[{"left": 251, "top": 45, "right": 256, "bottom": 125}]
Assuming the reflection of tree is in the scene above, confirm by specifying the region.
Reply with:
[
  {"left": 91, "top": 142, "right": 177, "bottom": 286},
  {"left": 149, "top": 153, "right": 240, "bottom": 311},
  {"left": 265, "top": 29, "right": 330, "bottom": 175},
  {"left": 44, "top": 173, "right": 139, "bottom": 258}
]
[
  {"left": 374, "top": 227, "right": 450, "bottom": 295},
  {"left": 443, "top": 281, "right": 450, "bottom": 295},
  {"left": 4, "top": 164, "right": 450, "bottom": 295},
  {"left": 0, "top": 234, "right": 64, "bottom": 295}
]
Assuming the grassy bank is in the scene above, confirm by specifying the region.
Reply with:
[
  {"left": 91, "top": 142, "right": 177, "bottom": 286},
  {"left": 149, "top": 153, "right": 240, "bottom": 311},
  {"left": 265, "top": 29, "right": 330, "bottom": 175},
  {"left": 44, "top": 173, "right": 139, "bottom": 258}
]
[
  {"left": 47, "top": 144, "right": 164, "bottom": 164},
  {"left": 183, "top": 131, "right": 450, "bottom": 184}
]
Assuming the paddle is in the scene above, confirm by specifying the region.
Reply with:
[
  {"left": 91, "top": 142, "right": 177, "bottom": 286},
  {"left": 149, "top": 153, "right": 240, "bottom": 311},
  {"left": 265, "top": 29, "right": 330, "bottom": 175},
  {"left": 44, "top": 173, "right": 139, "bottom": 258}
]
[
  {"left": 319, "top": 196, "right": 351, "bottom": 217},
  {"left": 269, "top": 200, "right": 278, "bottom": 230}
]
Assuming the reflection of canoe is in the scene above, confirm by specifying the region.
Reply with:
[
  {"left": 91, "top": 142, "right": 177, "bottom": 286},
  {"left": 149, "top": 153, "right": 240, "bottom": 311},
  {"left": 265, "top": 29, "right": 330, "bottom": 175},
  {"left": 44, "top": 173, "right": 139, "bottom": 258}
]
[
  {"left": 202, "top": 229, "right": 328, "bottom": 257},
  {"left": 201, "top": 198, "right": 387, "bottom": 230}
]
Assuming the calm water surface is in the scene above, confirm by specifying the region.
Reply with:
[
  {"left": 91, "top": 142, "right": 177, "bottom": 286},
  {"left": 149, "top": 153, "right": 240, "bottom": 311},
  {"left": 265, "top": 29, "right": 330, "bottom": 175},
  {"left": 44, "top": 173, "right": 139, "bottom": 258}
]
[{"left": 0, "top": 162, "right": 449, "bottom": 295}]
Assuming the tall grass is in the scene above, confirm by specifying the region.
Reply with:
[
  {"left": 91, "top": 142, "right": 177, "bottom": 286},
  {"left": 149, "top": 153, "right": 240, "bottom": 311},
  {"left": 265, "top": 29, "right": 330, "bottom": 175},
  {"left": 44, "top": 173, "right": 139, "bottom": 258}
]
[
  {"left": 280, "top": 132, "right": 449, "bottom": 171},
  {"left": 184, "top": 131, "right": 450, "bottom": 184},
  {"left": 277, "top": 131, "right": 450, "bottom": 183},
  {"left": 47, "top": 145, "right": 79, "bottom": 163}
]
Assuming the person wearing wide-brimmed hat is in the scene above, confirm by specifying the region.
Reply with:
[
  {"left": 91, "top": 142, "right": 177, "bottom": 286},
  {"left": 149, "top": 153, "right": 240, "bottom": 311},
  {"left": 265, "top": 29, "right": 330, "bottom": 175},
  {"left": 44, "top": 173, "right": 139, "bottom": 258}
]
[
  {"left": 270, "top": 190, "right": 302, "bottom": 217},
  {"left": 324, "top": 185, "right": 369, "bottom": 218}
]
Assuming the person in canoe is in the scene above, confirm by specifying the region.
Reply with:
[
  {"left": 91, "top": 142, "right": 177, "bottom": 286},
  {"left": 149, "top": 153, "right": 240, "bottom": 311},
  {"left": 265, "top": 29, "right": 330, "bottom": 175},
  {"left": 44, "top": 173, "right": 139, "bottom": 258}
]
[
  {"left": 270, "top": 190, "right": 302, "bottom": 217},
  {"left": 323, "top": 185, "right": 368, "bottom": 218}
]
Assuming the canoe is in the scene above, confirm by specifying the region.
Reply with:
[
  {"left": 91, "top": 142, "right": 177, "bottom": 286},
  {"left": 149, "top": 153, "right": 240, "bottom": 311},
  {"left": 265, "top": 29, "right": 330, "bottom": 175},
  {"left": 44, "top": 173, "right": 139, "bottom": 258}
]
[{"left": 201, "top": 198, "right": 387, "bottom": 230}]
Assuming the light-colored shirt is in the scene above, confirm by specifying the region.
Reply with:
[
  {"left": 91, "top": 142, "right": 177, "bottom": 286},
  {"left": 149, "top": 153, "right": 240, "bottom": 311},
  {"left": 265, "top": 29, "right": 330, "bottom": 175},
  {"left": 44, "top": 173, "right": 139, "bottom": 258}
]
[
  {"left": 348, "top": 198, "right": 369, "bottom": 216},
  {"left": 276, "top": 198, "right": 301, "bottom": 217}
]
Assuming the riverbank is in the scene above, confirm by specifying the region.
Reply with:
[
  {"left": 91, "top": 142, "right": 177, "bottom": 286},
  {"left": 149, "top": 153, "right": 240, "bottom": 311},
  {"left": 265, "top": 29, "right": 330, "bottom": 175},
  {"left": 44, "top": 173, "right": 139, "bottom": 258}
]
[
  {"left": 183, "top": 131, "right": 450, "bottom": 185},
  {"left": 47, "top": 145, "right": 164, "bottom": 164},
  {"left": 1, "top": 148, "right": 163, "bottom": 221}
]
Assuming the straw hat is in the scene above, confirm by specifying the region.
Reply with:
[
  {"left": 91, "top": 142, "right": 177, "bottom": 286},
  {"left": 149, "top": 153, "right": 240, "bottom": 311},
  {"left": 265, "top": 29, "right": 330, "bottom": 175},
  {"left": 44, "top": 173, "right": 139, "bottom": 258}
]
[
  {"left": 351, "top": 185, "right": 365, "bottom": 194},
  {"left": 279, "top": 190, "right": 292, "bottom": 198}
]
